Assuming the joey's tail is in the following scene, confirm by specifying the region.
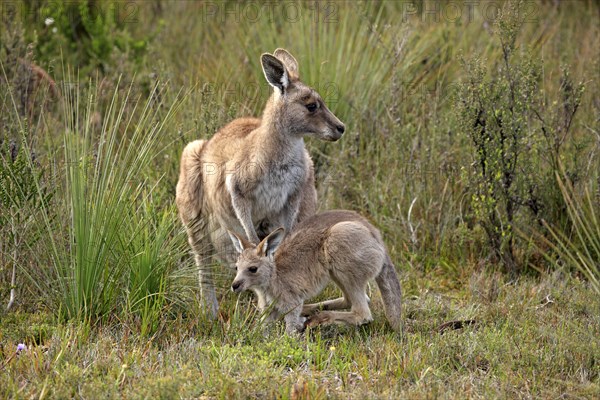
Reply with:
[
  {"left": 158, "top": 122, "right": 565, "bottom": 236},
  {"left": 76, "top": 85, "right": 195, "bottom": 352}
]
[{"left": 375, "top": 254, "right": 403, "bottom": 332}]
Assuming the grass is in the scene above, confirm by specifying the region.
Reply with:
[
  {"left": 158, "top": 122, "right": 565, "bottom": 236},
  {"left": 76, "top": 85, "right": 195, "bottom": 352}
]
[
  {"left": 1, "top": 0, "right": 599, "bottom": 398},
  {"left": 537, "top": 170, "right": 600, "bottom": 294},
  {"left": 1, "top": 270, "right": 598, "bottom": 398}
]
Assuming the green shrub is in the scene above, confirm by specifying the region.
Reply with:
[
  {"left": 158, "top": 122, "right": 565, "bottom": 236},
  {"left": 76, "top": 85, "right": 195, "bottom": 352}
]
[
  {"left": 18, "top": 1, "right": 155, "bottom": 74},
  {"left": 456, "top": 2, "right": 586, "bottom": 273},
  {"left": 0, "top": 137, "right": 53, "bottom": 310}
]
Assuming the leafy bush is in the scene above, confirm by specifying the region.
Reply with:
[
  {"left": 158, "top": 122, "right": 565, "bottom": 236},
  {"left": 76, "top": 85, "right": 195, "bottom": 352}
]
[
  {"left": 17, "top": 1, "right": 155, "bottom": 74},
  {"left": 456, "top": 2, "right": 586, "bottom": 273},
  {"left": 0, "top": 137, "right": 53, "bottom": 310}
]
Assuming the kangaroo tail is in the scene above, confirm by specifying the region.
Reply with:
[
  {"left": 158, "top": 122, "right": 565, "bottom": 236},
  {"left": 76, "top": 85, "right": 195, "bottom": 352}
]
[
  {"left": 176, "top": 140, "right": 207, "bottom": 216},
  {"left": 375, "top": 254, "right": 403, "bottom": 332},
  {"left": 179, "top": 139, "right": 207, "bottom": 193}
]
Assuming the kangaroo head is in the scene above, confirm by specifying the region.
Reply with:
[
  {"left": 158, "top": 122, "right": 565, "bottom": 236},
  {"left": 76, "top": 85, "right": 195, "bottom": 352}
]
[
  {"left": 228, "top": 228, "right": 285, "bottom": 293},
  {"left": 261, "top": 48, "right": 345, "bottom": 142}
]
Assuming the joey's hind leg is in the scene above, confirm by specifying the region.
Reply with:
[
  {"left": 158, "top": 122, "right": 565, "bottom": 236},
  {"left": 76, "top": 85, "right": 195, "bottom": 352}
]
[
  {"left": 306, "top": 285, "right": 372, "bottom": 328},
  {"left": 302, "top": 297, "right": 349, "bottom": 316}
]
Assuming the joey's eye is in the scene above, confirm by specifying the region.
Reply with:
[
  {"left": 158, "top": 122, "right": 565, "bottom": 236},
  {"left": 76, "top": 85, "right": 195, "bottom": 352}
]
[
  {"left": 249, "top": 266, "right": 258, "bottom": 273},
  {"left": 306, "top": 103, "right": 317, "bottom": 112}
]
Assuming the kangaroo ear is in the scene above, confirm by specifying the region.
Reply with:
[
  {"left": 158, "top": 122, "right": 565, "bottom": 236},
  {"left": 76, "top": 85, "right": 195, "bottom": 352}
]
[
  {"left": 261, "top": 54, "right": 289, "bottom": 94},
  {"left": 257, "top": 227, "right": 285, "bottom": 258},
  {"left": 228, "top": 230, "right": 252, "bottom": 254},
  {"left": 273, "top": 48, "right": 299, "bottom": 80}
]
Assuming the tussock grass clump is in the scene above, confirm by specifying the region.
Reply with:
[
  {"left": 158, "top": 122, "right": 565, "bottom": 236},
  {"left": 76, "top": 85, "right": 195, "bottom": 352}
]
[
  {"left": 537, "top": 171, "right": 600, "bottom": 294},
  {"left": 1, "top": 69, "right": 190, "bottom": 330}
]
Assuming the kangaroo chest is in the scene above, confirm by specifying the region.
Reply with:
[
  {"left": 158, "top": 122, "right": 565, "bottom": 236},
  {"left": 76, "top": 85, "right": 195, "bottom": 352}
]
[{"left": 252, "top": 158, "right": 306, "bottom": 216}]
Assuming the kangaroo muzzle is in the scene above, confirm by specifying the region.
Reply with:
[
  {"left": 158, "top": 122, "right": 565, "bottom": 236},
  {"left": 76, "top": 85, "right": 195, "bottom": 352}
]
[
  {"left": 231, "top": 280, "right": 243, "bottom": 293},
  {"left": 325, "top": 110, "right": 345, "bottom": 141},
  {"left": 329, "top": 123, "right": 346, "bottom": 141}
]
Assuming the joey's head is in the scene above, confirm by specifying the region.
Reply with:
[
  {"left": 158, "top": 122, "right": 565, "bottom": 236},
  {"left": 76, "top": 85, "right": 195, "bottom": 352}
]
[
  {"left": 261, "top": 48, "right": 345, "bottom": 142},
  {"left": 228, "top": 228, "right": 286, "bottom": 293}
]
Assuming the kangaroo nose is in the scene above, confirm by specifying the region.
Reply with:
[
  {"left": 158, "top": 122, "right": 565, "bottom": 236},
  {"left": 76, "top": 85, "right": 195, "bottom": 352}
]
[
  {"left": 231, "top": 281, "right": 241, "bottom": 292},
  {"left": 336, "top": 124, "right": 345, "bottom": 134}
]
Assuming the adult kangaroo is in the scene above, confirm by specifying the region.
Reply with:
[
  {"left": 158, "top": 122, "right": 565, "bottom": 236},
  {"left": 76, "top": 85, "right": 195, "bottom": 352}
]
[{"left": 176, "top": 49, "right": 345, "bottom": 317}]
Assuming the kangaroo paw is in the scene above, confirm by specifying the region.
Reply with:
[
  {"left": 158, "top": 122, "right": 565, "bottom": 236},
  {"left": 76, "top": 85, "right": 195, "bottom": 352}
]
[{"left": 305, "top": 312, "right": 332, "bottom": 328}]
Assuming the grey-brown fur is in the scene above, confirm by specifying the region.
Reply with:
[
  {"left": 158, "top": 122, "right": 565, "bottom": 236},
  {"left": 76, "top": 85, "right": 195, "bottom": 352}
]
[
  {"left": 229, "top": 210, "right": 403, "bottom": 334},
  {"left": 176, "top": 49, "right": 345, "bottom": 317}
]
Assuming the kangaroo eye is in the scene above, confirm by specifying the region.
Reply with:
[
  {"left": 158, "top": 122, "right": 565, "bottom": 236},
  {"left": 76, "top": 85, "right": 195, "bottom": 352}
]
[
  {"left": 249, "top": 266, "right": 258, "bottom": 273},
  {"left": 306, "top": 103, "right": 317, "bottom": 112}
]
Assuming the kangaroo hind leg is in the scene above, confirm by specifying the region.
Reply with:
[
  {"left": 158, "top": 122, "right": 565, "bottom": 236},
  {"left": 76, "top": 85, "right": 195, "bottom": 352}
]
[
  {"left": 302, "top": 297, "right": 349, "bottom": 316},
  {"left": 306, "top": 283, "right": 372, "bottom": 328}
]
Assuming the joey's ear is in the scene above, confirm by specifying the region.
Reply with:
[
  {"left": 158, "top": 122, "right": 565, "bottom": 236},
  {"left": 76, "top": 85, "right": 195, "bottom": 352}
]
[
  {"left": 261, "top": 54, "right": 289, "bottom": 94},
  {"left": 257, "top": 227, "right": 285, "bottom": 258},
  {"left": 228, "top": 230, "right": 252, "bottom": 254},
  {"left": 273, "top": 48, "right": 299, "bottom": 80}
]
